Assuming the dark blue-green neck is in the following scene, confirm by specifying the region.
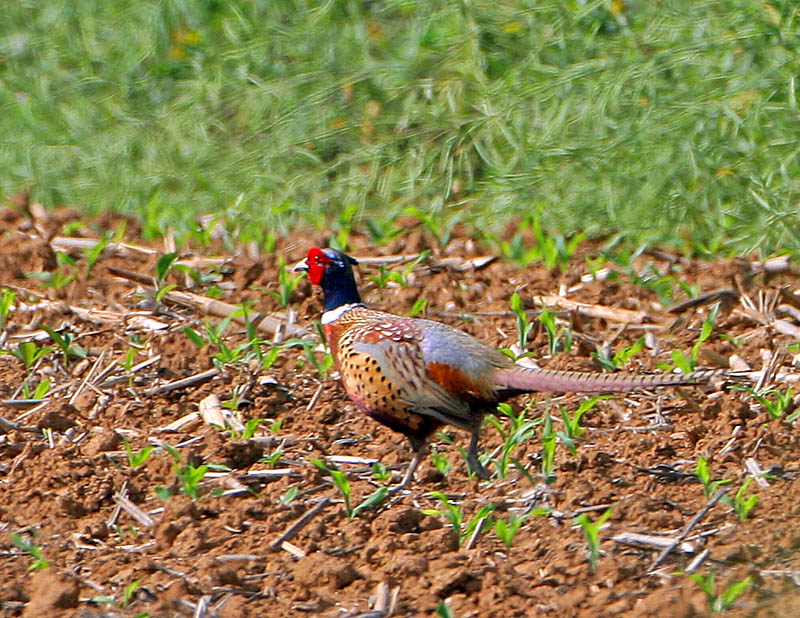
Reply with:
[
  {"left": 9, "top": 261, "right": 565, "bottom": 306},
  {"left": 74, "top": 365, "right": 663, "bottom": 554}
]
[{"left": 321, "top": 266, "right": 362, "bottom": 312}]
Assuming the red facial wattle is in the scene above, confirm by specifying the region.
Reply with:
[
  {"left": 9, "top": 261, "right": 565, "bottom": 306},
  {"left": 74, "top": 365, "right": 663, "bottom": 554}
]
[{"left": 305, "top": 247, "right": 330, "bottom": 285}]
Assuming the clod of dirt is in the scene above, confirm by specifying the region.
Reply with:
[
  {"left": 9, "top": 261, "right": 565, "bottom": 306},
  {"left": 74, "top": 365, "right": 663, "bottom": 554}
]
[
  {"left": 83, "top": 430, "right": 121, "bottom": 457},
  {"left": 218, "top": 439, "right": 264, "bottom": 469},
  {"left": 35, "top": 406, "right": 78, "bottom": 432},
  {"left": 58, "top": 495, "right": 87, "bottom": 518},
  {"left": 419, "top": 527, "right": 459, "bottom": 554},
  {"left": 21, "top": 571, "right": 79, "bottom": 616},
  {"left": 155, "top": 495, "right": 202, "bottom": 550},
  {"left": 430, "top": 566, "right": 481, "bottom": 598},
  {"left": 291, "top": 554, "right": 363, "bottom": 590},
  {"left": 387, "top": 507, "right": 425, "bottom": 534}
]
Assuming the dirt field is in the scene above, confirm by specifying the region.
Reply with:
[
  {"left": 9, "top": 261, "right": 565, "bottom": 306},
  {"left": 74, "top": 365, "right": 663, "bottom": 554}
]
[{"left": 1, "top": 206, "right": 799, "bottom": 617}]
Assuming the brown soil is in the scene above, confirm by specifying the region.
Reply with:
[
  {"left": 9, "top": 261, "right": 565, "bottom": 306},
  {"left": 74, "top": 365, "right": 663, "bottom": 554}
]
[{"left": 1, "top": 206, "right": 799, "bottom": 617}]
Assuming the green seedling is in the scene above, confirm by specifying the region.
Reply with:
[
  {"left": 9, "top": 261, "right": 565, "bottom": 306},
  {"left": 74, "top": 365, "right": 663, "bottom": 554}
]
[
  {"left": 436, "top": 432, "right": 480, "bottom": 479},
  {"left": 41, "top": 325, "right": 87, "bottom": 368},
  {"left": 662, "top": 305, "right": 718, "bottom": 373},
  {"left": 232, "top": 418, "right": 263, "bottom": 440},
  {"left": 687, "top": 572, "right": 751, "bottom": 614},
  {"left": 175, "top": 463, "right": 209, "bottom": 500},
  {"left": 364, "top": 218, "right": 404, "bottom": 245},
  {"left": 556, "top": 396, "right": 610, "bottom": 455},
  {"left": 539, "top": 307, "right": 573, "bottom": 355},
  {"left": 155, "top": 444, "right": 211, "bottom": 501},
  {"left": 185, "top": 315, "right": 259, "bottom": 369},
  {"left": 494, "top": 508, "right": 548, "bottom": 550},
  {"left": 623, "top": 258, "right": 700, "bottom": 306},
  {"left": 613, "top": 336, "right": 646, "bottom": 368},
  {"left": 732, "top": 385, "right": 796, "bottom": 421},
  {"left": 430, "top": 446, "right": 451, "bottom": 477},
  {"left": 173, "top": 262, "right": 224, "bottom": 288},
  {"left": 372, "top": 462, "right": 391, "bottom": 482},
  {"left": 574, "top": 505, "right": 615, "bottom": 572},
  {"left": 593, "top": 337, "right": 646, "bottom": 372},
  {"left": 91, "top": 578, "right": 142, "bottom": 609},
  {"left": 498, "top": 230, "right": 541, "bottom": 269},
  {"left": 154, "top": 252, "right": 179, "bottom": 302},
  {"left": 0, "top": 287, "right": 15, "bottom": 330},
  {"left": 485, "top": 402, "right": 539, "bottom": 479},
  {"left": 311, "top": 458, "right": 343, "bottom": 501},
  {"left": 122, "top": 579, "right": 140, "bottom": 608},
  {"left": 312, "top": 459, "right": 352, "bottom": 513},
  {"left": 424, "top": 492, "right": 464, "bottom": 539},
  {"left": 26, "top": 252, "right": 77, "bottom": 291},
  {"left": 425, "top": 494, "right": 497, "bottom": 546},
  {"left": 122, "top": 438, "right": 154, "bottom": 468},
  {"left": 463, "top": 503, "right": 497, "bottom": 544},
  {"left": 280, "top": 485, "right": 299, "bottom": 505},
  {"left": 282, "top": 338, "right": 334, "bottom": 379},
  {"left": 368, "top": 251, "right": 431, "bottom": 289},
  {"left": 540, "top": 412, "right": 559, "bottom": 484},
  {"left": 510, "top": 292, "right": 534, "bottom": 352},
  {"left": 407, "top": 297, "right": 427, "bottom": 318},
  {"left": 266, "top": 257, "right": 305, "bottom": 307},
  {"left": 435, "top": 601, "right": 456, "bottom": 618},
  {"left": 404, "top": 207, "right": 456, "bottom": 248},
  {"left": 311, "top": 458, "right": 387, "bottom": 518},
  {"left": 61, "top": 220, "right": 85, "bottom": 236},
  {"left": 122, "top": 346, "right": 138, "bottom": 386},
  {"left": 328, "top": 203, "right": 359, "bottom": 251},
  {"left": 733, "top": 478, "right": 758, "bottom": 522},
  {"left": 83, "top": 233, "right": 110, "bottom": 277},
  {"left": 10, "top": 532, "right": 49, "bottom": 571},
  {"left": 367, "top": 265, "right": 393, "bottom": 289},
  {"left": 260, "top": 449, "right": 284, "bottom": 467},
  {"left": 110, "top": 524, "right": 141, "bottom": 544},
  {"left": 350, "top": 487, "right": 389, "bottom": 519},
  {"left": 496, "top": 213, "right": 584, "bottom": 271},
  {"left": 532, "top": 219, "right": 584, "bottom": 272},
  {"left": 0, "top": 340, "right": 55, "bottom": 373},
  {"left": 695, "top": 457, "right": 732, "bottom": 500},
  {"left": 24, "top": 378, "right": 51, "bottom": 400}
]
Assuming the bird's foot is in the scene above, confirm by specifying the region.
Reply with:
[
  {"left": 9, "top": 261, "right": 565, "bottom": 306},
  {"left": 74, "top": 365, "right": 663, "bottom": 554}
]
[{"left": 467, "top": 455, "right": 490, "bottom": 480}]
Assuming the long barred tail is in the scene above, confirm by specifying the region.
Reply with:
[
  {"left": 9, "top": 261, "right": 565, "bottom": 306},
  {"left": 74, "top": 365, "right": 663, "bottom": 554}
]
[{"left": 493, "top": 367, "right": 733, "bottom": 393}]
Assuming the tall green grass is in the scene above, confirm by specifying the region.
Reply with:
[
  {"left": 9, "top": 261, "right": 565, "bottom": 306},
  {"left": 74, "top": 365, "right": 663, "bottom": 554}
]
[{"left": 1, "top": 1, "right": 798, "bottom": 252}]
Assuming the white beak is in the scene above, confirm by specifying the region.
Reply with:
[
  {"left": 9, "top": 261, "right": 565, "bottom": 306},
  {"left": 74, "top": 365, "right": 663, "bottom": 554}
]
[{"left": 292, "top": 257, "right": 309, "bottom": 272}]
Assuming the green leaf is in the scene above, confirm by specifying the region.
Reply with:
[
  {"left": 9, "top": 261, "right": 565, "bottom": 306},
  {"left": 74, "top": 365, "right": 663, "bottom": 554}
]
[
  {"left": 183, "top": 327, "right": 206, "bottom": 347},
  {"left": 156, "top": 252, "right": 179, "bottom": 283},
  {"left": 350, "top": 487, "right": 389, "bottom": 519}
]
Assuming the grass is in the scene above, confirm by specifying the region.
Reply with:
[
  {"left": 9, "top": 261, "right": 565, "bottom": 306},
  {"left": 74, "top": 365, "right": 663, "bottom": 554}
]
[{"left": 2, "top": 1, "right": 799, "bottom": 253}]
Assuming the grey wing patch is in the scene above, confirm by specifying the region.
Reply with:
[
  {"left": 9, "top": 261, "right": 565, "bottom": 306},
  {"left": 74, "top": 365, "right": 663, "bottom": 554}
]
[
  {"left": 417, "top": 319, "right": 511, "bottom": 375},
  {"left": 352, "top": 339, "right": 475, "bottom": 428}
]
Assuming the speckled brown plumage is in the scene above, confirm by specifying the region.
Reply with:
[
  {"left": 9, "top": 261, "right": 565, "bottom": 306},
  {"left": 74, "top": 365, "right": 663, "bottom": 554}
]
[{"left": 294, "top": 247, "right": 733, "bottom": 488}]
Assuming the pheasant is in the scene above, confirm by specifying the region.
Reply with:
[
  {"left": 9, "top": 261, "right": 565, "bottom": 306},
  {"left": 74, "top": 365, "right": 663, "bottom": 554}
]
[{"left": 294, "top": 246, "right": 729, "bottom": 488}]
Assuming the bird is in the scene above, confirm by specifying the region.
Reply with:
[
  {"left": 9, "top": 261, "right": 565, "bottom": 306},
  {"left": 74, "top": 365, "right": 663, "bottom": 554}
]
[{"left": 294, "top": 246, "right": 730, "bottom": 488}]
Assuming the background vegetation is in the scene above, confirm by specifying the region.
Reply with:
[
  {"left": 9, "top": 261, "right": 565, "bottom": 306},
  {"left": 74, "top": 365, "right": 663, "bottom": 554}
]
[{"left": 2, "top": 0, "right": 799, "bottom": 253}]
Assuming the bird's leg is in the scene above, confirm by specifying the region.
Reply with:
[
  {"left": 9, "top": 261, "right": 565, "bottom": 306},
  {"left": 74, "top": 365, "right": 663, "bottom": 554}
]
[
  {"left": 466, "top": 430, "right": 490, "bottom": 480},
  {"left": 392, "top": 439, "right": 427, "bottom": 491}
]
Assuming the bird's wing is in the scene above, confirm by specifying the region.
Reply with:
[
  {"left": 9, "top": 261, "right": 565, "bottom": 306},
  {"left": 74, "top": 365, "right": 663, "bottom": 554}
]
[{"left": 351, "top": 337, "right": 479, "bottom": 429}]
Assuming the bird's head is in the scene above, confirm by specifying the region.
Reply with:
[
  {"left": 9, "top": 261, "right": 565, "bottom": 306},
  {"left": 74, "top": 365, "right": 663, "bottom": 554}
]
[{"left": 293, "top": 247, "right": 361, "bottom": 310}]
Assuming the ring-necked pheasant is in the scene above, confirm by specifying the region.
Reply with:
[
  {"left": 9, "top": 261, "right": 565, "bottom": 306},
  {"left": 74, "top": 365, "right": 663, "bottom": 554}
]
[{"left": 294, "top": 246, "right": 729, "bottom": 488}]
